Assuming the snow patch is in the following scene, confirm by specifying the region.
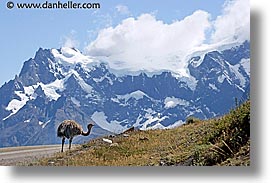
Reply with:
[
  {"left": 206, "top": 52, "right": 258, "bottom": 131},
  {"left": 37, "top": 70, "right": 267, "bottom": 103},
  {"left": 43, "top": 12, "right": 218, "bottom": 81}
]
[
  {"left": 52, "top": 47, "right": 96, "bottom": 68},
  {"left": 38, "top": 120, "right": 51, "bottom": 129},
  {"left": 138, "top": 114, "right": 185, "bottom": 130},
  {"left": 139, "top": 115, "right": 168, "bottom": 130},
  {"left": 164, "top": 97, "right": 190, "bottom": 109},
  {"left": 133, "top": 114, "right": 143, "bottom": 127},
  {"left": 24, "top": 79, "right": 63, "bottom": 101},
  {"left": 209, "top": 83, "right": 219, "bottom": 91},
  {"left": 93, "top": 74, "right": 114, "bottom": 85},
  {"left": 189, "top": 55, "right": 205, "bottom": 67},
  {"left": 5, "top": 91, "right": 31, "bottom": 119},
  {"left": 176, "top": 75, "right": 198, "bottom": 91},
  {"left": 91, "top": 111, "right": 126, "bottom": 134},
  {"left": 218, "top": 74, "right": 226, "bottom": 83},
  {"left": 3, "top": 78, "right": 65, "bottom": 121},
  {"left": 24, "top": 85, "right": 36, "bottom": 97},
  {"left": 133, "top": 108, "right": 168, "bottom": 130},
  {"left": 229, "top": 64, "right": 246, "bottom": 87},
  {"left": 110, "top": 97, "right": 120, "bottom": 103},
  {"left": 117, "top": 90, "right": 148, "bottom": 102},
  {"left": 24, "top": 119, "right": 31, "bottom": 123},
  {"left": 240, "top": 58, "right": 250, "bottom": 76},
  {"left": 39, "top": 81, "right": 62, "bottom": 101},
  {"left": 69, "top": 70, "right": 93, "bottom": 93},
  {"left": 71, "top": 97, "right": 81, "bottom": 107}
]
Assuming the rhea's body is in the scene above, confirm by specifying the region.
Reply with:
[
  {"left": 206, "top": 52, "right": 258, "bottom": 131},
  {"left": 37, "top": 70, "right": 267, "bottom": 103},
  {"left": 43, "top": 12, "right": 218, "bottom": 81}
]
[{"left": 57, "top": 120, "right": 94, "bottom": 152}]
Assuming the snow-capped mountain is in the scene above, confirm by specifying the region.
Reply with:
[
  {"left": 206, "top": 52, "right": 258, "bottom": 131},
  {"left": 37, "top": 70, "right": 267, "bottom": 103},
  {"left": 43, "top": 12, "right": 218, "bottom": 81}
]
[{"left": 0, "top": 41, "right": 250, "bottom": 147}]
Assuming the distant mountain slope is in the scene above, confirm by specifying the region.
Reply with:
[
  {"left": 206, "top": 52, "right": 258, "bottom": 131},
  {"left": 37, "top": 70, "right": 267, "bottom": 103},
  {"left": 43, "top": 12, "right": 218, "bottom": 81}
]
[{"left": 0, "top": 41, "right": 250, "bottom": 147}]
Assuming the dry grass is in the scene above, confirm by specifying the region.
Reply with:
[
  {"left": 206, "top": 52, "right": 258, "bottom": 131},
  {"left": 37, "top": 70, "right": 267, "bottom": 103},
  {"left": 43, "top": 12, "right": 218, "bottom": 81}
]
[{"left": 32, "top": 101, "right": 250, "bottom": 166}]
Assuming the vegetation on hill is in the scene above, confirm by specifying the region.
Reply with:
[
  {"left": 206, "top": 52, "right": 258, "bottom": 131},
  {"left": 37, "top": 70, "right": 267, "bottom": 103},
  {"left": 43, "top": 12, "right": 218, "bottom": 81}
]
[{"left": 31, "top": 100, "right": 250, "bottom": 166}]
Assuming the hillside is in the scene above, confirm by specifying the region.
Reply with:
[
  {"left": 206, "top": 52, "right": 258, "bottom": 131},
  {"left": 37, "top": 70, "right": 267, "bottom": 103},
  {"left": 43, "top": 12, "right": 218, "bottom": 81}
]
[{"left": 30, "top": 100, "right": 250, "bottom": 166}]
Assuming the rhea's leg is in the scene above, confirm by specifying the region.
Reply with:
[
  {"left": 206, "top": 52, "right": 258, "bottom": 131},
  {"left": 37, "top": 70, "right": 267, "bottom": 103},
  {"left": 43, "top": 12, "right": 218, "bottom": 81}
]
[
  {"left": 69, "top": 137, "right": 73, "bottom": 150},
  {"left": 61, "top": 137, "right": 65, "bottom": 152}
]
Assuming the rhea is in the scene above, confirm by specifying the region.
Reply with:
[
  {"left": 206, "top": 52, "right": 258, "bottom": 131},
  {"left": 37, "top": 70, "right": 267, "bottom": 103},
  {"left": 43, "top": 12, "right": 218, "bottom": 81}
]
[{"left": 57, "top": 120, "right": 94, "bottom": 152}]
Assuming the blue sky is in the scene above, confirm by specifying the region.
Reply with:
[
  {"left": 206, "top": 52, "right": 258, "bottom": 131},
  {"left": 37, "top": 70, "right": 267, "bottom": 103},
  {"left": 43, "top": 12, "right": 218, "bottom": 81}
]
[{"left": 0, "top": 0, "right": 229, "bottom": 86}]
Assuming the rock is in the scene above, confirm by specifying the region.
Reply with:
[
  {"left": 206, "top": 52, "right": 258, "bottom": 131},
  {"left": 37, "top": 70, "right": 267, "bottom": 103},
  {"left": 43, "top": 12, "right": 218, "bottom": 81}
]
[
  {"left": 110, "top": 143, "right": 119, "bottom": 147},
  {"left": 47, "top": 160, "right": 55, "bottom": 166},
  {"left": 109, "top": 134, "right": 116, "bottom": 138},
  {"left": 139, "top": 137, "right": 149, "bottom": 141},
  {"left": 159, "top": 161, "right": 166, "bottom": 166},
  {"left": 122, "top": 127, "right": 135, "bottom": 134},
  {"left": 102, "top": 138, "right": 113, "bottom": 144}
]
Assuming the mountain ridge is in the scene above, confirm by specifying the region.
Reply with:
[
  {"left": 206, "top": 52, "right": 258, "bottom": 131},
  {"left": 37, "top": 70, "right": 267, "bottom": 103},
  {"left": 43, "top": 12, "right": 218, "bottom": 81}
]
[{"left": 0, "top": 41, "right": 250, "bottom": 147}]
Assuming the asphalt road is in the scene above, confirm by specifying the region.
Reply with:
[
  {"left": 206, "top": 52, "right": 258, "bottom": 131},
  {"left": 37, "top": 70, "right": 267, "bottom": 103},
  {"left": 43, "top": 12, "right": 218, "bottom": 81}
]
[{"left": 0, "top": 145, "right": 62, "bottom": 166}]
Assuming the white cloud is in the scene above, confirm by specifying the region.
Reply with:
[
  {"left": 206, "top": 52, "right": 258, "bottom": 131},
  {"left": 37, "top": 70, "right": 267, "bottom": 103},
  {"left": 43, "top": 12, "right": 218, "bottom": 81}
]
[
  {"left": 115, "top": 4, "right": 130, "bottom": 15},
  {"left": 61, "top": 30, "right": 79, "bottom": 48},
  {"left": 63, "top": 37, "right": 79, "bottom": 48},
  {"left": 83, "top": 0, "right": 249, "bottom": 76},
  {"left": 211, "top": 0, "right": 250, "bottom": 43},
  {"left": 84, "top": 10, "right": 211, "bottom": 76}
]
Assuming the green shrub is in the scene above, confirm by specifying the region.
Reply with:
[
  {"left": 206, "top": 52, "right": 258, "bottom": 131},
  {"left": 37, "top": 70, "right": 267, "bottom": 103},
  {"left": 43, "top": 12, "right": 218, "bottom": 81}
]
[{"left": 185, "top": 116, "right": 200, "bottom": 124}]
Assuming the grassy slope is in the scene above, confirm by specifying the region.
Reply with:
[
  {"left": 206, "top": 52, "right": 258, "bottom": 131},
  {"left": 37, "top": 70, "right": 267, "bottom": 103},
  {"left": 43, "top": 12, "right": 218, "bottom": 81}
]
[{"left": 32, "top": 101, "right": 250, "bottom": 166}]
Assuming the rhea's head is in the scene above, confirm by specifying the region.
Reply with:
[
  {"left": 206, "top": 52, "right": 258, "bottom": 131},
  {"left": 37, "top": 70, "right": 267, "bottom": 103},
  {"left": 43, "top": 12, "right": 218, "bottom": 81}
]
[{"left": 87, "top": 123, "right": 94, "bottom": 130}]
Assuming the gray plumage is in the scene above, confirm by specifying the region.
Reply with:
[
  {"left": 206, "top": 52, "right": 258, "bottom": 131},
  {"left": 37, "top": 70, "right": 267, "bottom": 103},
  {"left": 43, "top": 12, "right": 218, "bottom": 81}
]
[{"left": 57, "top": 120, "right": 94, "bottom": 152}]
